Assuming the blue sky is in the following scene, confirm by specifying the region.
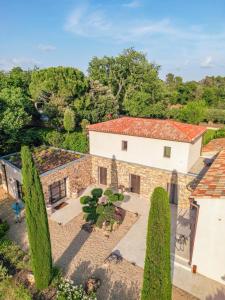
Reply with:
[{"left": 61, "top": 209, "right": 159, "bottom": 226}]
[{"left": 0, "top": 0, "right": 225, "bottom": 80}]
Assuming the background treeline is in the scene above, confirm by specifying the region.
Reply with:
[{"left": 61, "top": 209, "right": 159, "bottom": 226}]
[{"left": 1, "top": 48, "right": 225, "bottom": 155}]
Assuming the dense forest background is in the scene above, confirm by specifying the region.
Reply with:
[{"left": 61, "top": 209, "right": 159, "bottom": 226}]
[{"left": 1, "top": 48, "right": 225, "bottom": 155}]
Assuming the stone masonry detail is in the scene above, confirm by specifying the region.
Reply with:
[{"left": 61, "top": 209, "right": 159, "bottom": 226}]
[
  {"left": 41, "top": 155, "right": 92, "bottom": 204},
  {"left": 91, "top": 155, "right": 195, "bottom": 209}
]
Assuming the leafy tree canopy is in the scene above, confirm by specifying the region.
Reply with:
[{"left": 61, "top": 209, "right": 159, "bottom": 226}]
[
  {"left": 88, "top": 48, "right": 162, "bottom": 111},
  {"left": 29, "top": 66, "right": 88, "bottom": 101},
  {"left": 74, "top": 80, "right": 119, "bottom": 123}
]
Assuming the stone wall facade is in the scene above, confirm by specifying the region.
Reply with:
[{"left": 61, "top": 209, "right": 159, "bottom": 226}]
[
  {"left": 41, "top": 155, "right": 92, "bottom": 204},
  {"left": 91, "top": 155, "right": 196, "bottom": 209}
]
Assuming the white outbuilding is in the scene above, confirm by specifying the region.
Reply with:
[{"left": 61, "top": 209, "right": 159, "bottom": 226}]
[{"left": 191, "top": 150, "right": 225, "bottom": 285}]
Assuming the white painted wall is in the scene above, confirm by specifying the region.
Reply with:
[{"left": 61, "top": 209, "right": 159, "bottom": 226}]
[
  {"left": 0, "top": 160, "right": 22, "bottom": 199},
  {"left": 187, "top": 136, "right": 202, "bottom": 171},
  {"left": 89, "top": 131, "right": 201, "bottom": 173},
  {"left": 192, "top": 198, "right": 225, "bottom": 285}
]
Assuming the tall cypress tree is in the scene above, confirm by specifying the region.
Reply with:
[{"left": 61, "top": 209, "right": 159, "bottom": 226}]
[
  {"left": 141, "top": 187, "right": 171, "bottom": 300},
  {"left": 21, "top": 146, "right": 52, "bottom": 290}
]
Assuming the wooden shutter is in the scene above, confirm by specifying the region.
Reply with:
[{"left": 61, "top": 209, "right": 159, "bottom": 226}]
[
  {"left": 99, "top": 167, "right": 107, "bottom": 185},
  {"left": 130, "top": 174, "right": 140, "bottom": 194}
]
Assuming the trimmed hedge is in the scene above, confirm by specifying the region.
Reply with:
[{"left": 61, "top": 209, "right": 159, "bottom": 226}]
[{"left": 141, "top": 187, "right": 171, "bottom": 300}]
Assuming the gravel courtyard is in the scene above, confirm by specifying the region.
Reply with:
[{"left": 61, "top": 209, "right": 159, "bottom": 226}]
[
  {"left": 49, "top": 211, "right": 197, "bottom": 300},
  {"left": 0, "top": 188, "right": 197, "bottom": 300}
]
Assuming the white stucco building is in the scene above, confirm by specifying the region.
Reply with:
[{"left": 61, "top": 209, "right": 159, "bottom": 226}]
[
  {"left": 89, "top": 117, "right": 205, "bottom": 174},
  {"left": 191, "top": 150, "right": 225, "bottom": 285}
]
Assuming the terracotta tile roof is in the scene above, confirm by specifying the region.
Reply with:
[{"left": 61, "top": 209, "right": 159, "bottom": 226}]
[
  {"left": 202, "top": 138, "right": 225, "bottom": 154},
  {"left": 88, "top": 117, "right": 206, "bottom": 143},
  {"left": 192, "top": 150, "right": 225, "bottom": 199}
]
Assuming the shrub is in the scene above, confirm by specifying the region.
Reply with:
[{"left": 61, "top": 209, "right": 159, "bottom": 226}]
[
  {"left": 103, "top": 189, "right": 113, "bottom": 197},
  {"left": 80, "top": 195, "right": 99, "bottom": 223},
  {"left": 203, "top": 129, "right": 217, "bottom": 145},
  {"left": 91, "top": 188, "right": 103, "bottom": 198},
  {"left": 57, "top": 278, "right": 96, "bottom": 300},
  {"left": 80, "top": 196, "right": 92, "bottom": 205},
  {"left": 178, "top": 101, "right": 207, "bottom": 124},
  {"left": 80, "top": 188, "right": 124, "bottom": 229},
  {"left": 63, "top": 132, "right": 88, "bottom": 153},
  {"left": 141, "top": 187, "right": 171, "bottom": 300},
  {"left": 19, "top": 127, "right": 53, "bottom": 147},
  {"left": 45, "top": 131, "right": 64, "bottom": 148},
  {"left": 109, "top": 193, "right": 124, "bottom": 203},
  {"left": 203, "top": 128, "right": 225, "bottom": 145},
  {"left": 0, "top": 221, "right": 9, "bottom": 239},
  {"left": 80, "top": 119, "right": 90, "bottom": 135},
  {"left": 0, "top": 239, "right": 29, "bottom": 270},
  {"left": 0, "top": 263, "right": 11, "bottom": 281},
  {"left": 96, "top": 205, "right": 116, "bottom": 229},
  {"left": 215, "top": 128, "right": 225, "bottom": 138},
  {"left": 0, "top": 278, "right": 32, "bottom": 300},
  {"left": 206, "top": 108, "right": 225, "bottom": 123}
]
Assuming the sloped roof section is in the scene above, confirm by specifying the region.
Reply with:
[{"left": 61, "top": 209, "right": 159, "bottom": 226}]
[
  {"left": 202, "top": 138, "right": 225, "bottom": 154},
  {"left": 88, "top": 117, "right": 206, "bottom": 143},
  {"left": 192, "top": 150, "right": 225, "bottom": 199}
]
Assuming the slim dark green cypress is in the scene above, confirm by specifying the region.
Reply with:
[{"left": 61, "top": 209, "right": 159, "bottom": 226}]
[
  {"left": 141, "top": 187, "right": 171, "bottom": 300},
  {"left": 21, "top": 146, "right": 52, "bottom": 290}
]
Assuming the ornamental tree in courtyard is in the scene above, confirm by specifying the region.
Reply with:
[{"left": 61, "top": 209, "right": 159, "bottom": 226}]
[
  {"left": 21, "top": 146, "right": 53, "bottom": 290},
  {"left": 141, "top": 187, "right": 171, "bottom": 300}
]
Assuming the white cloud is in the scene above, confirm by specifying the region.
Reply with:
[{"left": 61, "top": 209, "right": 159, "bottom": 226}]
[
  {"left": 38, "top": 44, "right": 56, "bottom": 52},
  {"left": 64, "top": 2, "right": 225, "bottom": 75},
  {"left": 200, "top": 56, "right": 214, "bottom": 68},
  {"left": 64, "top": 3, "right": 225, "bottom": 44},
  {"left": 64, "top": 3, "right": 111, "bottom": 37},
  {"left": 0, "top": 58, "right": 41, "bottom": 70},
  {"left": 123, "top": 1, "right": 141, "bottom": 8}
]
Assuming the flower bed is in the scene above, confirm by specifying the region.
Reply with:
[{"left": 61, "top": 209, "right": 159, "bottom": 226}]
[{"left": 57, "top": 278, "right": 97, "bottom": 300}]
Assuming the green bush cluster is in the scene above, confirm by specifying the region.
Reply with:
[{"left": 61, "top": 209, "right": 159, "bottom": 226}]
[
  {"left": 0, "top": 263, "right": 11, "bottom": 281},
  {"left": 0, "top": 221, "right": 9, "bottom": 239},
  {"left": 0, "top": 239, "right": 32, "bottom": 300},
  {"left": 203, "top": 128, "right": 225, "bottom": 145},
  {"left": 206, "top": 108, "right": 225, "bottom": 123},
  {"left": 0, "top": 239, "right": 29, "bottom": 270},
  {"left": 63, "top": 132, "right": 88, "bottom": 153},
  {"left": 80, "top": 188, "right": 124, "bottom": 229},
  {"left": 0, "top": 278, "right": 32, "bottom": 300},
  {"left": 1, "top": 126, "right": 89, "bottom": 156}
]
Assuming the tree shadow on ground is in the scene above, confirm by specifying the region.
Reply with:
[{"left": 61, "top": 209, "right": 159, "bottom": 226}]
[
  {"left": 71, "top": 260, "right": 140, "bottom": 300},
  {"left": 206, "top": 289, "right": 225, "bottom": 300},
  {"left": 55, "top": 228, "right": 90, "bottom": 273}
]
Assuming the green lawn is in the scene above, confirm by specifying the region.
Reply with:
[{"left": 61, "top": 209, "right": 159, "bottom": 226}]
[{"left": 203, "top": 128, "right": 225, "bottom": 145}]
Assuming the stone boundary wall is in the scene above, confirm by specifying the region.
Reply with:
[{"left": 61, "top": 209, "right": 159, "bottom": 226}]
[
  {"left": 41, "top": 155, "right": 92, "bottom": 204},
  {"left": 91, "top": 155, "right": 196, "bottom": 209}
]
